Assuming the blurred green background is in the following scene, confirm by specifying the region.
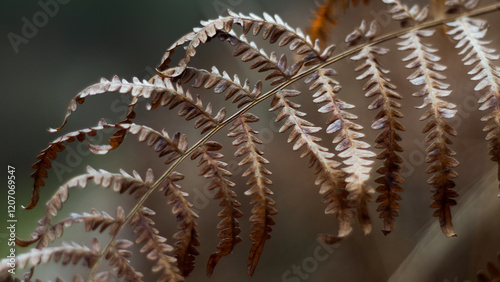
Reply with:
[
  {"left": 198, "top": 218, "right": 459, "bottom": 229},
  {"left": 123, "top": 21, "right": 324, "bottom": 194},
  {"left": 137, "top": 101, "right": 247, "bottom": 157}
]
[{"left": 1, "top": 0, "right": 500, "bottom": 281}]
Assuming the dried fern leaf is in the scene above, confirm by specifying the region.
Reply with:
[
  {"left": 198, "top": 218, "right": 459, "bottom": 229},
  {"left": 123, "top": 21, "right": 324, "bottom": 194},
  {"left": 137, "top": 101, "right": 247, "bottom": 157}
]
[
  {"left": 158, "top": 10, "right": 334, "bottom": 78},
  {"left": 130, "top": 207, "right": 184, "bottom": 282},
  {"left": 191, "top": 141, "right": 243, "bottom": 276},
  {"left": 17, "top": 207, "right": 125, "bottom": 251},
  {"left": 383, "top": 0, "right": 429, "bottom": 28},
  {"left": 50, "top": 76, "right": 168, "bottom": 133},
  {"left": 477, "top": 253, "right": 500, "bottom": 282},
  {"left": 228, "top": 113, "right": 276, "bottom": 277},
  {"left": 306, "top": 69, "right": 376, "bottom": 235},
  {"left": 89, "top": 122, "right": 188, "bottom": 165},
  {"left": 386, "top": 0, "right": 459, "bottom": 237},
  {"left": 269, "top": 89, "right": 354, "bottom": 239},
  {"left": 147, "top": 77, "right": 226, "bottom": 134},
  {"left": 174, "top": 66, "right": 262, "bottom": 107},
  {"left": 157, "top": 17, "right": 234, "bottom": 76},
  {"left": 348, "top": 20, "right": 405, "bottom": 235},
  {"left": 30, "top": 118, "right": 188, "bottom": 210},
  {"left": 218, "top": 30, "right": 303, "bottom": 86},
  {"left": 20, "top": 166, "right": 153, "bottom": 248},
  {"left": 0, "top": 239, "right": 101, "bottom": 280},
  {"left": 28, "top": 119, "right": 117, "bottom": 209},
  {"left": 446, "top": 3, "right": 500, "bottom": 196},
  {"left": 105, "top": 239, "right": 144, "bottom": 282},
  {"left": 159, "top": 171, "right": 200, "bottom": 277}
]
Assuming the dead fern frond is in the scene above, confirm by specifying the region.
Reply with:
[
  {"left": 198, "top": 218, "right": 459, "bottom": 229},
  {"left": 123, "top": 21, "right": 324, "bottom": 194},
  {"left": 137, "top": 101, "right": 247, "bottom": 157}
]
[
  {"left": 269, "top": 89, "right": 354, "bottom": 239},
  {"left": 19, "top": 167, "right": 153, "bottom": 248},
  {"left": 28, "top": 119, "right": 115, "bottom": 209},
  {"left": 386, "top": 0, "right": 459, "bottom": 238},
  {"left": 50, "top": 76, "right": 167, "bottom": 133},
  {"left": 17, "top": 207, "right": 125, "bottom": 250},
  {"left": 228, "top": 113, "right": 276, "bottom": 277},
  {"left": 347, "top": 20, "right": 405, "bottom": 235},
  {"left": 191, "top": 142, "right": 242, "bottom": 276},
  {"left": 158, "top": 10, "right": 334, "bottom": 78},
  {"left": 306, "top": 69, "right": 376, "bottom": 235},
  {"left": 14, "top": 1, "right": 500, "bottom": 280},
  {"left": 105, "top": 239, "right": 144, "bottom": 281},
  {"left": 130, "top": 207, "right": 184, "bottom": 282},
  {"left": 446, "top": 0, "right": 500, "bottom": 196},
  {"left": 0, "top": 239, "right": 101, "bottom": 281},
  {"left": 147, "top": 77, "right": 226, "bottom": 134},
  {"left": 160, "top": 172, "right": 200, "bottom": 277},
  {"left": 89, "top": 122, "right": 188, "bottom": 165},
  {"left": 174, "top": 66, "right": 262, "bottom": 107}
]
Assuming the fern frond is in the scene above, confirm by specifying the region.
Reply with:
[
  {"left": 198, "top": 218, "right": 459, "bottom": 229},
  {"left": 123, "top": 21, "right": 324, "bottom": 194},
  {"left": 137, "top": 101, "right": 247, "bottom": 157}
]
[
  {"left": 20, "top": 166, "right": 153, "bottom": 248},
  {"left": 105, "top": 239, "right": 144, "bottom": 281},
  {"left": 0, "top": 239, "right": 100, "bottom": 280},
  {"left": 28, "top": 119, "right": 116, "bottom": 209},
  {"left": 130, "top": 207, "right": 184, "bottom": 281},
  {"left": 89, "top": 122, "right": 188, "bottom": 165},
  {"left": 269, "top": 89, "right": 354, "bottom": 238},
  {"left": 383, "top": 0, "right": 429, "bottom": 28},
  {"left": 147, "top": 77, "right": 226, "bottom": 134},
  {"left": 228, "top": 113, "right": 276, "bottom": 277},
  {"left": 306, "top": 69, "right": 376, "bottom": 235},
  {"left": 387, "top": 0, "right": 459, "bottom": 237},
  {"left": 158, "top": 10, "right": 334, "bottom": 78},
  {"left": 17, "top": 207, "right": 125, "bottom": 250},
  {"left": 226, "top": 10, "right": 334, "bottom": 65},
  {"left": 174, "top": 66, "right": 262, "bottom": 107},
  {"left": 446, "top": 3, "right": 500, "bottom": 196},
  {"left": 191, "top": 142, "right": 242, "bottom": 276},
  {"left": 477, "top": 253, "right": 500, "bottom": 282},
  {"left": 157, "top": 17, "right": 234, "bottom": 76},
  {"left": 347, "top": 20, "right": 405, "bottom": 235},
  {"left": 50, "top": 76, "right": 166, "bottom": 133},
  {"left": 160, "top": 171, "right": 200, "bottom": 277},
  {"left": 218, "top": 31, "right": 301, "bottom": 85}
]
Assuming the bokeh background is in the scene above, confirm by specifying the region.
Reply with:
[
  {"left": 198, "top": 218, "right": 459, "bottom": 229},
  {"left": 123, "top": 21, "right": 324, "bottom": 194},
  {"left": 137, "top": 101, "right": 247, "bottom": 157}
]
[{"left": 1, "top": 0, "right": 500, "bottom": 281}]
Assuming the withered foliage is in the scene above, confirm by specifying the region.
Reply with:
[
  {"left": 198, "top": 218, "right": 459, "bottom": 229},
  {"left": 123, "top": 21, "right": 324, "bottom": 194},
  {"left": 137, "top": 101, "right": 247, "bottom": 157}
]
[
  {"left": 4, "top": 0, "right": 500, "bottom": 280},
  {"left": 347, "top": 20, "right": 405, "bottom": 235},
  {"left": 191, "top": 142, "right": 243, "bottom": 276}
]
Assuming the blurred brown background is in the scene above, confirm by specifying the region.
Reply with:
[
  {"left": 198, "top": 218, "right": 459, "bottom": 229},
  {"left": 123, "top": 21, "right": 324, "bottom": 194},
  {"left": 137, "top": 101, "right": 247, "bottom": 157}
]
[{"left": 1, "top": 0, "right": 500, "bottom": 281}]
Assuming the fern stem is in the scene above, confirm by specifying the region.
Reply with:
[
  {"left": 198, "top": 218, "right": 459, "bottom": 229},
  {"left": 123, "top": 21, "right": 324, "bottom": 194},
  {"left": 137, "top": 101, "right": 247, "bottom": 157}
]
[{"left": 87, "top": 3, "right": 500, "bottom": 280}]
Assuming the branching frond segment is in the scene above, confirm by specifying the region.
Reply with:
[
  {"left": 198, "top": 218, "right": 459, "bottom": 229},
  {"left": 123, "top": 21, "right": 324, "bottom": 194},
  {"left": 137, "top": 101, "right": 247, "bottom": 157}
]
[
  {"left": 157, "top": 10, "right": 334, "bottom": 78},
  {"left": 269, "top": 89, "right": 353, "bottom": 239},
  {"left": 228, "top": 113, "right": 276, "bottom": 277},
  {"left": 348, "top": 20, "right": 405, "bottom": 235},
  {"left": 105, "top": 239, "right": 144, "bottom": 281},
  {"left": 147, "top": 78, "right": 226, "bottom": 134},
  {"left": 191, "top": 142, "right": 242, "bottom": 276},
  {"left": 387, "top": 0, "right": 459, "bottom": 237},
  {"left": 306, "top": 69, "right": 376, "bottom": 235},
  {"left": 160, "top": 172, "right": 200, "bottom": 277},
  {"left": 50, "top": 76, "right": 167, "bottom": 133},
  {"left": 130, "top": 207, "right": 184, "bottom": 281},
  {"left": 446, "top": 0, "right": 500, "bottom": 196},
  {"left": 174, "top": 66, "right": 262, "bottom": 107},
  {"left": 0, "top": 239, "right": 101, "bottom": 281},
  {"left": 19, "top": 167, "right": 153, "bottom": 248}
]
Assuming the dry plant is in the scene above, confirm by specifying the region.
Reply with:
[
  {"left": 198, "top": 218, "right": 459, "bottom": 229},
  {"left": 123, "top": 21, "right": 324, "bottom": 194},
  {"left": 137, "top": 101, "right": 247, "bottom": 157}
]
[{"left": 1, "top": 0, "right": 500, "bottom": 281}]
